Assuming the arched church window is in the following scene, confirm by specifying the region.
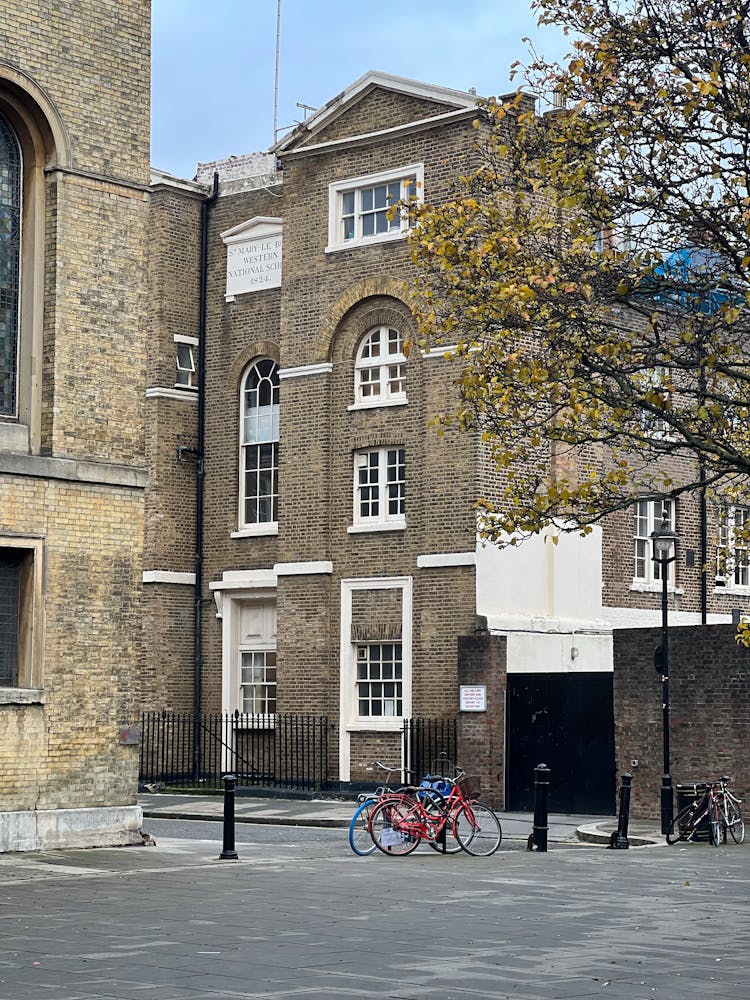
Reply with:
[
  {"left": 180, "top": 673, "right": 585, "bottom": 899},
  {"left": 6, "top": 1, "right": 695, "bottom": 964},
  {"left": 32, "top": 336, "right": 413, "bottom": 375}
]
[{"left": 0, "top": 114, "right": 21, "bottom": 418}]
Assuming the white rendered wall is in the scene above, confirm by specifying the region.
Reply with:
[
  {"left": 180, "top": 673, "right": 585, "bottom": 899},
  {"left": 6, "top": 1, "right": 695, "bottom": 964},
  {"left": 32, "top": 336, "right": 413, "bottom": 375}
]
[
  {"left": 476, "top": 525, "right": 613, "bottom": 673},
  {"left": 475, "top": 526, "right": 733, "bottom": 674}
]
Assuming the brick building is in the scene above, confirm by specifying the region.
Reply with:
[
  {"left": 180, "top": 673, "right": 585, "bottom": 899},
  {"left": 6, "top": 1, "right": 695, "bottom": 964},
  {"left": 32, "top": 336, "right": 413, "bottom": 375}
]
[
  {"left": 1, "top": 4, "right": 741, "bottom": 852},
  {"left": 0, "top": 1, "right": 149, "bottom": 849},
  {"left": 146, "top": 72, "right": 749, "bottom": 813}
]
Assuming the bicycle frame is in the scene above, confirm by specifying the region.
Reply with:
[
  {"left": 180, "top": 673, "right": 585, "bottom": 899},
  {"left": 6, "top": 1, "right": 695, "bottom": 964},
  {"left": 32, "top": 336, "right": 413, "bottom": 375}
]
[
  {"left": 667, "top": 776, "right": 744, "bottom": 846},
  {"left": 710, "top": 779, "right": 743, "bottom": 838},
  {"left": 374, "top": 777, "right": 475, "bottom": 844}
]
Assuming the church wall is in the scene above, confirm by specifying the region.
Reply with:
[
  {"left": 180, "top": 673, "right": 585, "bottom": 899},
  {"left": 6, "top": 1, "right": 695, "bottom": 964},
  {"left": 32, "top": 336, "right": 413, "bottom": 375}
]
[{"left": 0, "top": 0, "right": 150, "bottom": 850}]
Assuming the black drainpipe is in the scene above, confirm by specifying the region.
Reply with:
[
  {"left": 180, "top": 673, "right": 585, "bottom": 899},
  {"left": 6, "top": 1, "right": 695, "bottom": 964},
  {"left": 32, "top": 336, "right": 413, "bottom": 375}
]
[
  {"left": 698, "top": 348, "right": 708, "bottom": 625},
  {"left": 193, "top": 171, "right": 219, "bottom": 783},
  {"left": 700, "top": 465, "right": 708, "bottom": 624}
]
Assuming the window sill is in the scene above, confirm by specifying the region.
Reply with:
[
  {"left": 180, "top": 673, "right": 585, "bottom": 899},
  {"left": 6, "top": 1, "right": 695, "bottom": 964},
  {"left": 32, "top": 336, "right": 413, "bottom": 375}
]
[
  {"left": 231, "top": 524, "right": 279, "bottom": 538},
  {"left": 714, "top": 584, "right": 750, "bottom": 596},
  {"left": 346, "top": 719, "right": 403, "bottom": 732},
  {"left": 325, "top": 231, "right": 407, "bottom": 255},
  {"left": 348, "top": 522, "right": 406, "bottom": 534},
  {"left": 0, "top": 421, "right": 30, "bottom": 453},
  {"left": 0, "top": 687, "right": 44, "bottom": 705},
  {"left": 145, "top": 387, "right": 199, "bottom": 402},
  {"left": 629, "top": 582, "right": 684, "bottom": 595},
  {"left": 347, "top": 397, "right": 408, "bottom": 412}
]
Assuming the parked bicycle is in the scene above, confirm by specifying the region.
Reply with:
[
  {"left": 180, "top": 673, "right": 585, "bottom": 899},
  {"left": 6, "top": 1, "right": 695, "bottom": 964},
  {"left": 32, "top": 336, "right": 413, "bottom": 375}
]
[
  {"left": 348, "top": 761, "right": 410, "bottom": 857},
  {"left": 368, "top": 764, "right": 502, "bottom": 857},
  {"left": 348, "top": 760, "right": 462, "bottom": 855},
  {"left": 666, "top": 776, "right": 744, "bottom": 846},
  {"left": 710, "top": 777, "right": 744, "bottom": 844}
]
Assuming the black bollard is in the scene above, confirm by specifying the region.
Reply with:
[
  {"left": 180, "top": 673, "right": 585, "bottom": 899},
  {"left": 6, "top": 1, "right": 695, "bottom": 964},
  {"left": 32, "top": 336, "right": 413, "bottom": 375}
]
[
  {"left": 219, "top": 773, "right": 239, "bottom": 860},
  {"left": 527, "top": 763, "right": 550, "bottom": 852},
  {"left": 608, "top": 772, "right": 632, "bottom": 850}
]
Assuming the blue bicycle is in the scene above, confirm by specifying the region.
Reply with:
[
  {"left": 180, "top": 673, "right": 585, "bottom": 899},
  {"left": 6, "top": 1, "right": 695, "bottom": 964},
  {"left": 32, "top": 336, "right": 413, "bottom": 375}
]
[{"left": 348, "top": 761, "right": 407, "bottom": 856}]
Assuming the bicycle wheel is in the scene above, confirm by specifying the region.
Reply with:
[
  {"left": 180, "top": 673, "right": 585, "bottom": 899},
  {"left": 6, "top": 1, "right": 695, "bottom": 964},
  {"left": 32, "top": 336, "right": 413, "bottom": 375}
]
[
  {"left": 666, "top": 803, "right": 695, "bottom": 844},
  {"left": 454, "top": 802, "right": 502, "bottom": 856},
  {"left": 369, "top": 797, "right": 422, "bottom": 856},
  {"left": 726, "top": 798, "right": 745, "bottom": 844},
  {"left": 348, "top": 798, "right": 377, "bottom": 856},
  {"left": 709, "top": 801, "right": 725, "bottom": 846}
]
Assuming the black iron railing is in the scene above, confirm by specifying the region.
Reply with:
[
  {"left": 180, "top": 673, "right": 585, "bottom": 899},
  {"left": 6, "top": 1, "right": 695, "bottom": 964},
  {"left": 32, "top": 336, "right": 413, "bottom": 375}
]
[
  {"left": 140, "top": 710, "right": 329, "bottom": 792},
  {"left": 403, "top": 717, "right": 458, "bottom": 779}
]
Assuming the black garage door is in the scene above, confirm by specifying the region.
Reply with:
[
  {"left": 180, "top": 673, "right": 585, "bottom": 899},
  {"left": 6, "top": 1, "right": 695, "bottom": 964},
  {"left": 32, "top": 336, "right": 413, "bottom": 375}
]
[{"left": 506, "top": 673, "right": 616, "bottom": 815}]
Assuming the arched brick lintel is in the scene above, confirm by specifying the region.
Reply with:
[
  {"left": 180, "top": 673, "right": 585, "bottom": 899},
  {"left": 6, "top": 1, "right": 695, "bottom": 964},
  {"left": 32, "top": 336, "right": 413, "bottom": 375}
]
[{"left": 317, "top": 274, "right": 417, "bottom": 361}]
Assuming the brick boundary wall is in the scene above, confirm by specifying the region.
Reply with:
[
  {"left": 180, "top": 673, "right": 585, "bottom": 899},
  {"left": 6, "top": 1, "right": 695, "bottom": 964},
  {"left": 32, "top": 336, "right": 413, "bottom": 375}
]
[
  {"left": 613, "top": 624, "right": 750, "bottom": 819},
  {"left": 457, "top": 635, "right": 507, "bottom": 811}
]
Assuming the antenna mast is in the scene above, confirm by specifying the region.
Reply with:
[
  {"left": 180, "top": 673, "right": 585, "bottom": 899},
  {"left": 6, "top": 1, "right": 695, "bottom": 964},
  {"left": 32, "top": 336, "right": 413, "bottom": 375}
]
[{"left": 273, "top": 0, "right": 281, "bottom": 142}]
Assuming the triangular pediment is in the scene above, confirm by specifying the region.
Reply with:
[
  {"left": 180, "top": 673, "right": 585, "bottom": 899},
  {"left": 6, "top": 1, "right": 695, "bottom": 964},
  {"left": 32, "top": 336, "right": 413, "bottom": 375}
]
[
  {"left": 274, "top": 71, "right": 479, "bottom": 154},
  {"left": 221, "top": 216, "right": 282, "bottom": 244}
]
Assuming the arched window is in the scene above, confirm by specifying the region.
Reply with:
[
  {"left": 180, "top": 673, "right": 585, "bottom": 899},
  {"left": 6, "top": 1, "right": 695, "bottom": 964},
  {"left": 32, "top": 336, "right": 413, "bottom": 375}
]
[
  {"left": 0, "top": 114, "right": 21, "bottom": 418},
  {"left": 240, "top": 359, "right": 279, "bottom": 528},
  {"left": 354, "top": 325, "right": 406, "bottom": 405}
]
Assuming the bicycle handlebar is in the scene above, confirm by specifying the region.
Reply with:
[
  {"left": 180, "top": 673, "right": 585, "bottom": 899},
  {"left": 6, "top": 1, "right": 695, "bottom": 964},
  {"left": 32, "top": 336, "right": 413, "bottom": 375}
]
[{"left": 367, "top": 760, "right": 417, "bottom": 778}]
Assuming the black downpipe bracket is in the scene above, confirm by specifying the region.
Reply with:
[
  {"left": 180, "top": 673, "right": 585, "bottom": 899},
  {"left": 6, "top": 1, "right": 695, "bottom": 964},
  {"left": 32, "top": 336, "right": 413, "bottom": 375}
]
[{"left": 192, "top": 171, "right": 219, "bottom": 783}]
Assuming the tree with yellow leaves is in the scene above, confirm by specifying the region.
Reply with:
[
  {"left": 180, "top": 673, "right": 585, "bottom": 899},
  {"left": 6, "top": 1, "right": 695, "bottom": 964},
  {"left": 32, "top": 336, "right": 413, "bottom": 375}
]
[{"left": 411, "top": 0, "right": 750, "bottom": 553}]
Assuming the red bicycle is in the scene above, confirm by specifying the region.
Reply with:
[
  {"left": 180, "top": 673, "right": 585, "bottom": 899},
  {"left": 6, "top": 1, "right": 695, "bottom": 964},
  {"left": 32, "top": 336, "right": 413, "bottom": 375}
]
[{"left": 368, "top": 769, "right": 502, "bottom": 857}]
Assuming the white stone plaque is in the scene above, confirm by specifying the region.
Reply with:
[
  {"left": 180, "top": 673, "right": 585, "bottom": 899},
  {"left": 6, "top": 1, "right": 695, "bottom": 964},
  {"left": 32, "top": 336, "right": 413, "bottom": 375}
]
[
  {"left": 459, "top": 685, "right": 487, "bottom": 712},
  {"left": 222, "top": 217, "right": 282, "bottom": 299}
]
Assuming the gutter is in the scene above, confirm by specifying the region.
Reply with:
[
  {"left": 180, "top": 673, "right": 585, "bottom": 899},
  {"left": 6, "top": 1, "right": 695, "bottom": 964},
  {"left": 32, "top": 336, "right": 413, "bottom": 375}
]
[{"left": 193, "top": 171, "right": 219, "bottom": 782}]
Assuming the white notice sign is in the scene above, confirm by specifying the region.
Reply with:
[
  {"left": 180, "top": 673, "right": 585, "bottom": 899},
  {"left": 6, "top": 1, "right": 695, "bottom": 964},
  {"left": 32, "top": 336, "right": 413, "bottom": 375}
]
[
  {"left": 222, "top": 217, "right": 282, "bottom": 299},
  {"left": 459, "top": 685, "right": 487, "bottom": 712}
]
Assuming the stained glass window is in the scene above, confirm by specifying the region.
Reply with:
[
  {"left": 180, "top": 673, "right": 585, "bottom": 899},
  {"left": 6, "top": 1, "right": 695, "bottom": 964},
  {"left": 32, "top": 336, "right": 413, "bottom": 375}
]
[{"left": 0, "top": 114, "right": 20, "bottom": 417}]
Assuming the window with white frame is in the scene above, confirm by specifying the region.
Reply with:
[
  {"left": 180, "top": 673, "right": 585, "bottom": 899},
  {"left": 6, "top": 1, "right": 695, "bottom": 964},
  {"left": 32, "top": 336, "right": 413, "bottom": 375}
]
[
  {"left": 633, "top": 499, "right": 676, "bottom": 585},
  {"left": 327, "top": 165, "right": 423, "bottom": 251},
  {"left": 240, "top": 649, "right": 277, "bottom": 714},
  {"left": 638, "top": 367, "right": 671, "bottom": 437},
  {"left": 356, "top": 642, "right": 402, "bottom": 717},
  {"left": 174, "top": 336, "right": 198, "bottom": 389},
  {"left": 716, "top": 506, "right": 750, "bottom": 589},
  {"left": 353, "top": 447, "right": 405, "bottom": 528},
  {"left": 229, "top": 595, "right": 277, "bottom": 722},
  {"left": 240, "top": 359, "right": 279, "bottom": 528},
  {"left": 354, "top": 326, "right": 406, "bottom": 405}
]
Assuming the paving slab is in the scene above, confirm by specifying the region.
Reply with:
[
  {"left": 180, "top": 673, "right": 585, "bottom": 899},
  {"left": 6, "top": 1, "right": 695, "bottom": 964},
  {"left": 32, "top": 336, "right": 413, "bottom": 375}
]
[{"left": 0, "top": 833, "right": 746, "bottom": 1000}]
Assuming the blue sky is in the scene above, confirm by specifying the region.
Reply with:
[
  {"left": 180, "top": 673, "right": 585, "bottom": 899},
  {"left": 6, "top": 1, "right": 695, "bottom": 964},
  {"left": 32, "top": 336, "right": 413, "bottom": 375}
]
[{"left": 151, "top": 0, "right": 569, "bottom": 179}]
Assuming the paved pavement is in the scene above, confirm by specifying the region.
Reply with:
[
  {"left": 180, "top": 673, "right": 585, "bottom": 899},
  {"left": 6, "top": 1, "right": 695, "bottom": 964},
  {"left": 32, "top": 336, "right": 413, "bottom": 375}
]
[
  {"left": 0, "top": 818, "right": 746, "bottom": 1000},
  {"left": 138, "top": 792, "right": 664, "bottom": 847}
]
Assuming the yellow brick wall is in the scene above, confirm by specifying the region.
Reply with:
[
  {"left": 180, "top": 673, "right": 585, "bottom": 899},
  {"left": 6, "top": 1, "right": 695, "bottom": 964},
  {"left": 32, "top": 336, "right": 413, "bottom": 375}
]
[
  {"left": 0, "top": 477, "right": 143, "bottom": 809},
  {"left": 0, "top": 0, "right": 150, "bottom": 183},
  {"left": 0, "top": 0, "right": 150, "bottom": 828},
  {"left": 46, "top": 176, "right": 149, "bottom": 464}
]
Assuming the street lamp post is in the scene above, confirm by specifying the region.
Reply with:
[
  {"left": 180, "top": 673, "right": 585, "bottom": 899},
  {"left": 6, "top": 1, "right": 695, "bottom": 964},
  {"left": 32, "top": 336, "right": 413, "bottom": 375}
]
[{"left": 651, "top": 514, "right": 678, "bottom": 835}]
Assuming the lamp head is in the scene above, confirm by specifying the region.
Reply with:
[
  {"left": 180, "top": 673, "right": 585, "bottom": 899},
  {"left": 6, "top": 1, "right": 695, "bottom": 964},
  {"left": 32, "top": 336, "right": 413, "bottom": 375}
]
[{"left": 651, "top": 515, "right": 678, "bottom": 561}]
